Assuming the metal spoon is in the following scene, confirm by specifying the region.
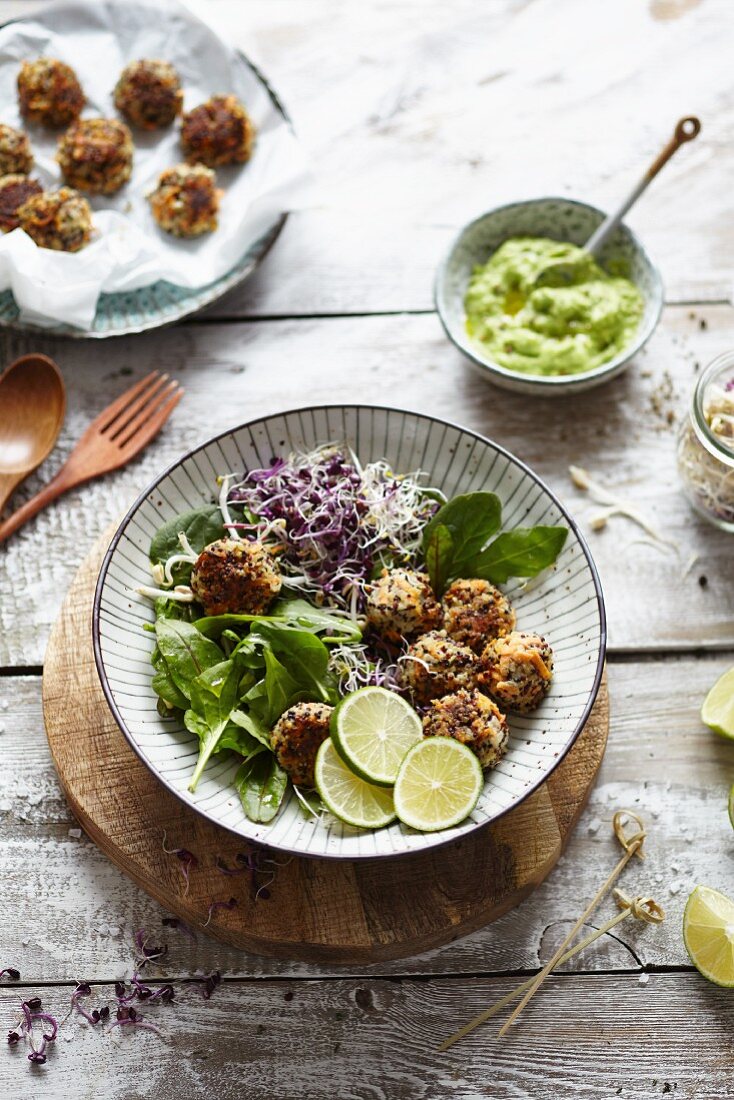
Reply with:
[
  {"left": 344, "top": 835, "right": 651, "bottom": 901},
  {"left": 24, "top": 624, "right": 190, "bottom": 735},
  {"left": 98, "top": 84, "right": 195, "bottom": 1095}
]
[
  {"left": 535, "top": 116, "right": 701, "bottom": 288},
  {"left": 0, "top": 353, "right": 66, "bottom": 517}
]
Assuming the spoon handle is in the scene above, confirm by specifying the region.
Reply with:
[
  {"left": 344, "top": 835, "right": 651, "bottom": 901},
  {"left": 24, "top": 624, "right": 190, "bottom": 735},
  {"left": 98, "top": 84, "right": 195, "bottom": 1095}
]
[
  {"left": 0, "top": 462, "right": 83, "bottom": 544},
  {"left": 0, "top": 473, "right": 23, "bottom": 517},
  {"left": 585, "top": 116, "right": 701, "bottom": 256}
]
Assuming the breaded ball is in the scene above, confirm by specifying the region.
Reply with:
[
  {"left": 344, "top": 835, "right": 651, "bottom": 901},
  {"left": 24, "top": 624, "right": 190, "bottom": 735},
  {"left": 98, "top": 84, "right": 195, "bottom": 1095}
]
[
  {"left": 423, "top": 688, "right": 509, "bottom": 769},
  {"left": 17, "top": 186, "right": 93, "bottom": 252},
  {"left": 271, "top": 702, "right": 333, "bottom": 788},
  {"left": 57, "top": 118, "right": 133, "bottom": 195},
  {"left": 17, "top": 58, "right": 84, "bottom": 127},
  {"left": 190, "top": 538, "right": 281, "bottom": 616},
  {"left": 0, "top": 124, "right": 33, "bottom": 176},
  {"left": 114, "top": 59, "right": 183, "bottom": 130},
  {"left": 366, "top": 568, "right": 442, "bottom": 644},
  {"left": 442, "top": 578, "right": 516, "bottom": 653},
  {"left": 0, "top": 175, "right": 42, "bottom": 233},
  {"left": 180, "top": 94, "right": 254, "bottom": 167},
  {"left": 400, "top": 630, "right": 477, "bottom": 705},
  {"left": 148, "top": 163, "right": 220, "bottom": 238},
  {"left": 479, "top": 630, "right": 554, "bottom": 713}
]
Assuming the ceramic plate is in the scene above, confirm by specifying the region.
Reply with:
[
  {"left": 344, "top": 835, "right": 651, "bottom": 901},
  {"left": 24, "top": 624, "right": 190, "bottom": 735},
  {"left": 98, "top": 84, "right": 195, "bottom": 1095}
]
[
  {"left": 0, "top": 13, "right": 289, "bottom": 339},
  {"left": 93, "top": 406, "right": 606, "bottom": 860}
]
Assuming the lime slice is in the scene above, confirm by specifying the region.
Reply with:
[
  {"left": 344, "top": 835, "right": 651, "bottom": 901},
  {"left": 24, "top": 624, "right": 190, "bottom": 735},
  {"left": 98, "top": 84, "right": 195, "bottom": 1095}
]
[
  {"left": 683, "top": 885, "right": 734, "bottom": 988},
  {"left": 314, "top": 738, "right": 396, "bottom": 829},
  {"left": 701, "top": 667, "right": 734, "bottom": 739},
  {"left": 393, "top": 737, "right": 483, "bottom": 832},
  {"left": 330, "top": 686, "right": 423, "bottom": 786}
]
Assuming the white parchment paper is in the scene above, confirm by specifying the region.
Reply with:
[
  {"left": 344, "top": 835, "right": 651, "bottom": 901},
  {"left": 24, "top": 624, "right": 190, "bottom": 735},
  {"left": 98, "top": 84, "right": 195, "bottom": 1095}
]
[{"left": 0, "top": 0, "right": 307, "bottom": 328}]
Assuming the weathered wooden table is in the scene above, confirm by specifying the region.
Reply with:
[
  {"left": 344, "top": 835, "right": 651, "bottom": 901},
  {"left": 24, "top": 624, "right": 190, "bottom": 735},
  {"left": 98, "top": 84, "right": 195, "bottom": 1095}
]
[{"left": 1, "top": 0, "right": 734, "bottom": 1095}]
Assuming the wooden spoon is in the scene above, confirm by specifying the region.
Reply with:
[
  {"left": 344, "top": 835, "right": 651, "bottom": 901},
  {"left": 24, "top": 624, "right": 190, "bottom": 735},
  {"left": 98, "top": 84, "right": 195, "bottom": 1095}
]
[{"left": 0, "top": 354, "right": 66, "bottom": 517}]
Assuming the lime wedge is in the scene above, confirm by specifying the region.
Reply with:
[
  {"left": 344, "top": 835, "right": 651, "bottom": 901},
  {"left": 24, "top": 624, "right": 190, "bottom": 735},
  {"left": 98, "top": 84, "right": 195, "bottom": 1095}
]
[
  {"left": 701, "top": 667, "right": 734, "bottom": 739},
  {"left": 330, "top": 686, "right": 423, "bottom": 786},
  {"left": 683, "top": 885, "right": 734, "bottom": 988},
  {"left": 393, "top": 737, "right": 483, "bottom": 832},
  {"left": 314, "top": 738, "right": 396, "bottom": 829}
]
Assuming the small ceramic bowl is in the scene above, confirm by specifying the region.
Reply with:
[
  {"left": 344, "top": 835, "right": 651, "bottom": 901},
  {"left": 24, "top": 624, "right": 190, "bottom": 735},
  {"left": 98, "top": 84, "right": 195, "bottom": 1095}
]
[{"left": 435, "top": 197, "right": 663, "bottom": 395}]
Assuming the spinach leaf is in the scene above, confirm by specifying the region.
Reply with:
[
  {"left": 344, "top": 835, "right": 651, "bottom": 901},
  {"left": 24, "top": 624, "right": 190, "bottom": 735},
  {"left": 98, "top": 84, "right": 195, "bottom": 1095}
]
[
  {"left": 149, "top": 505, "right": 226, "bottom": 581},
  {"left": 152, "top": 659, "right": 188, "bottom": 711},
  {"left": 186, "top": 657, "right": 244, "bottom": 791},
  {"left": 193, "top": 598, "right": 361, "bottom": 644},
  {"left": 422, "top": 491, "right": 567, "bottom": 593},
  {"left": 155, "top": 619, "right": 224, "bottom": 701},
  {"left": 217, "top": 721, "right": 267, "bottom": 759},
  {"left": 253, "top": 623, "right": 336, "bottom": 706},
  {"left": 230, "top": 708, "right": 272, "bottom": 749},
  {"left": 473, "top": 526, "right": 569, "bottom": 584},
  {"left": 235, "top": 753, "right": 288, "bottom": 824},
  {"left": 422, "top": 492, "right": 502, "bottom": 594}
]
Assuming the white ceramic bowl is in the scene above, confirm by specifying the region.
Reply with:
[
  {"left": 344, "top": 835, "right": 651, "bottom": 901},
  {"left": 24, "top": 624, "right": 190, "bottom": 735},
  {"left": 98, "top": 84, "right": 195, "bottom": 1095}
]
[
  {"left": 93, "top": 405, "right": 606, "bottom": 860},
  {"left": 435, "top": 197, "right": 663, "bottom": 395}
]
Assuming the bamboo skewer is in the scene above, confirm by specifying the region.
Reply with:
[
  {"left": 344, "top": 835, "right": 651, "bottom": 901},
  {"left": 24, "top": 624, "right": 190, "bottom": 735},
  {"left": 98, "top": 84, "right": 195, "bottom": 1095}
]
[
  {"left": 437, "top": 886, "right": 664, "bottom": 1051},
  {"left": 497, "top": 810, "right": 647, "bottom": 1037}
]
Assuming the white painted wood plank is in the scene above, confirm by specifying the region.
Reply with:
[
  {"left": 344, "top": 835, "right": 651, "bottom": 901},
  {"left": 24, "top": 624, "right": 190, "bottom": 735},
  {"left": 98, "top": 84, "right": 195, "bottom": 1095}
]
[
  {"left": 0, "top": 0, "right": 732, "bottom": 319},
  {"left": 0, "top": 972, "right": 732, "bottom": 1099},
  {"left": 1, "top": 653, "right": 732, "bottom": 982},
  {"left": 1, "top": 304, "right": 733, "bottom": 666}
]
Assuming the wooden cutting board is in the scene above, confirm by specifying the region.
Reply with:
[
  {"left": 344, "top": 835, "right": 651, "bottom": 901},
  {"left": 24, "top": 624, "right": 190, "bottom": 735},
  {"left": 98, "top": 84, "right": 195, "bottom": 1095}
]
[{"left": 42, "top": 529, "right": 609, "bottom": 964}]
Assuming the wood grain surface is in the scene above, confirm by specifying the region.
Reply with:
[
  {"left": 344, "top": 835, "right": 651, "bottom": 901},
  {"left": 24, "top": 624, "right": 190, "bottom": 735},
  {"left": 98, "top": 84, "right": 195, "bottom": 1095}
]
[
  {"left": 42, "top": 530, "right": 608, "bottom": 963},
  {"left": 2, "top": 0, "right": 734, "bottom": 1095}
]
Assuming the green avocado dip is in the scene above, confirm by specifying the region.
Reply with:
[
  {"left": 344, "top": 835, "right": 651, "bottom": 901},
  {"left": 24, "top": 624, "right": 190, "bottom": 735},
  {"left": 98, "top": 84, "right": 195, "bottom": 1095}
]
[{"left": 464, "top": 237, "right": 644, "bottom": 377}]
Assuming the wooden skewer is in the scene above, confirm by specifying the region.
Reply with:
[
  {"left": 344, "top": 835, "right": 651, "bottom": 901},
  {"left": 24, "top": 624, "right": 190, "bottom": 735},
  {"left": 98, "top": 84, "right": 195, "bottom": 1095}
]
[
  {"left": 496, "top": 810, "right": 647, "bottom": 1038},
  {"left": 438, "top": 887, "right": 664, "bottom": 1051}
]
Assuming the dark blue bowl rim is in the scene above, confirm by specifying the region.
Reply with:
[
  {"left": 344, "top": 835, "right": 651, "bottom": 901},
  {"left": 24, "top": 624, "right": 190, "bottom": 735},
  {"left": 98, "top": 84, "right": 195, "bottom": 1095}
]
[{"left": 92, "top": 402, "right": 608, "bottom": 862}]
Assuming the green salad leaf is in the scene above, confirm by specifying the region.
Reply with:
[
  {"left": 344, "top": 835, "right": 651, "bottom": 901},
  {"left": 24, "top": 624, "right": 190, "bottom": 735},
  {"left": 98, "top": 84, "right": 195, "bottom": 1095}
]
[
  {"left": 235, "top": 753, "right": 289, "bottom": 824},
  {"left": 186, "top": 656, "right": 245, "bottom": 791},
  {"left": 154, "top": 619, "right": 224, "bottom": 702},
  {"left": 473, "top": 526, "right": 569, "bottom": 584},
  {"left": 193, "top": 597, "right": 361, "bottom": 644},
  {"left": 149, "top": 505, "right": 227, "bottom": 582},
  {"left": 423, "top": 492, "right": 567, "bottom": 594}
]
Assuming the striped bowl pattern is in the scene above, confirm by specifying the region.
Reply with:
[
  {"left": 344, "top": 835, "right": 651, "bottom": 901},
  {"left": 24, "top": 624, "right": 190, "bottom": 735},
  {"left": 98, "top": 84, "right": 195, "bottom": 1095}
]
[{"left": 93, "top": 406, "right": 606, "bottom": 860}]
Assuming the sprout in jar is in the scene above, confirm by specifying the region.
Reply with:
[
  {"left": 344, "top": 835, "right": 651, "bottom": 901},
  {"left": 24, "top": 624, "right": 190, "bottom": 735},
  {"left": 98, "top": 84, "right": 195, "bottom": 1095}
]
[{"left": 677, "top": 365, "right": 734, "bottom": 530}]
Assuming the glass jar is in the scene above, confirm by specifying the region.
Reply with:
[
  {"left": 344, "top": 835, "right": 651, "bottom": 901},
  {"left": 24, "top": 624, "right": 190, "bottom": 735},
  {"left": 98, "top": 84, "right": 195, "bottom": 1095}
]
[{"left": 677, "top": 351, "right": 734, "bottom": 532}]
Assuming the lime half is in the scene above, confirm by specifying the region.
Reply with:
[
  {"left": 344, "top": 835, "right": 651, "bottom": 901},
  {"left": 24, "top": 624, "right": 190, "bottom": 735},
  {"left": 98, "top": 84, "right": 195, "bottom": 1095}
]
[
  {"left": 330, "top": 686, "right": 423, "bottom": 786},
  {"left": 701, "top": 667, "right": 734, "bottom": 739},
  {"left": 393, "top": 737, "right": 483, "bottom": 833},
  {"left": 683, "top": 885, "right": 734, "bottom": 988},
  {"left": 315, "top": 738, "right": 396, "bottom": 829}
]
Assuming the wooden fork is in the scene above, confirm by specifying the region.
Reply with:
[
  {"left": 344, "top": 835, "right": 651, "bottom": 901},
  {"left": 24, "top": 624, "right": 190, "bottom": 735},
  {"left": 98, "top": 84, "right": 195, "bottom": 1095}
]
[{"left": 0, "top": 371, "right": 183, "bottom": 544}]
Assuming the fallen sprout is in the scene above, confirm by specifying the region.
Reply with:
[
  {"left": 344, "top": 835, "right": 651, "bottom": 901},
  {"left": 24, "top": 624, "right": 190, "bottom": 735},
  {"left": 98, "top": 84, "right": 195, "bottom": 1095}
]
[
  {"left": 203, "top": 897, "right": 238, "bottom": 928},
  {"left": 7, "top": 997, "right": 59, "bottom": 1065},
  {"left": 161, "top": 916, "right": 197, "bottom": 943},
  {"left": 569, "top": 465, "right": 678, "bottom": 552},
  {"left": 199, "top": 971, "right": 221, "bottom": 1000},
  {"left": 161, "top": 831, "right": 198, "bottom": 896},
  {"left": 0, "top": 968, "right": 20, "bottom": 981}
]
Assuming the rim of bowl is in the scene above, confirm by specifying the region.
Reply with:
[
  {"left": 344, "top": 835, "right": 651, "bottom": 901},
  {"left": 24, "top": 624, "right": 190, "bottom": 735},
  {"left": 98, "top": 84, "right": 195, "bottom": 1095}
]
[
  {"left": 92, "top": 403, "right": 608, "bottom": 861},
  {"left": 434, "top": 196, "right": 664, "bottom": 390}
]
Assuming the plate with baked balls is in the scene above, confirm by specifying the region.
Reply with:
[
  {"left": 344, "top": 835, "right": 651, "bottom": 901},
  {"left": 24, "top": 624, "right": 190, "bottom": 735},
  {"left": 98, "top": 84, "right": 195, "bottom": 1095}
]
[{"left": 0, "top": 0, "right": 304, "bottom": 337}]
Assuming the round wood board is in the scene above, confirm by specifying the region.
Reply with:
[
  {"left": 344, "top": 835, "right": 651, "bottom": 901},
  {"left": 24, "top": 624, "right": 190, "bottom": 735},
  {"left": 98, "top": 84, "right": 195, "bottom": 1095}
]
[{"left": 43, "top": 530, "right": 609, "bottom": 965}]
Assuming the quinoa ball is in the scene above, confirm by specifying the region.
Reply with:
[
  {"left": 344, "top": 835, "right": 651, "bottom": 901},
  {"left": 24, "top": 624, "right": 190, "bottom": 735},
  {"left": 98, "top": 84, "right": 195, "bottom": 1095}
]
[
  {"left": 0, "top": 175, "right": 42, "bottom": 233},
  {"left": 190, "top": 538, "right": 281, "bottom": 616},
  {"left": 271, "top": 701, "right": 333, "bottom": 788},
  {"left": 423, "top": 688, "right": 509, "bottom": 770},
  {"left": 366, "top": 568, "right": 442, "bottom": 644},
  {"left": 400, "top": 629, "right": 477, "bottom": 706},
  {"left": 479, "top": 630, "right": 554, "bottom": 714},
  {"left": 17, "top": 186, "right": 93, "bottom": 252},
  {"left": 17, "top": 58, "right": 84, "bottom": 127},
  {"left": 0, "top": 124, "right": 33, "bottom": 176},
  {"left": 442, "top": 578, "right": 516, "bottom": 653},
  {"left": 148, "top": 163, "right": 221, "bottom": 238},
  {"left": 180, "top": 94, "right": 254, "bottom": 167},
  {"left": 114, "top": 59, "right": 184, "bottom": 130},
  {"left": 57, "top": 118, "right": 134, "bottom": 195}
]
